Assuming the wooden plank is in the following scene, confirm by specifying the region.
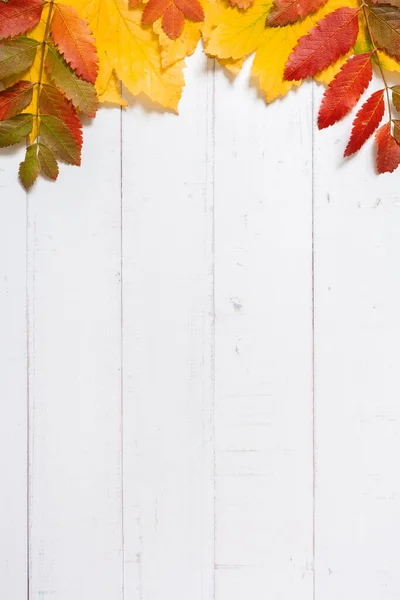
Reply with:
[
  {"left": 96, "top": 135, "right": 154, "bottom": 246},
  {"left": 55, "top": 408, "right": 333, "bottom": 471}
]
[
  {"left": 26, "top": 109, "right": 123, "bottom": 600},
  {"left": 121, "top": 48, "right": 215, "bottom": 600},
  {"left": 213, "top": 65, "right": 314, "bottom": 600},
  {"left": 313, "top": 82, "right": 400, "bottom": 599},
  {"left": 0, "top": 149, "right": 28, "bottom": 600}
]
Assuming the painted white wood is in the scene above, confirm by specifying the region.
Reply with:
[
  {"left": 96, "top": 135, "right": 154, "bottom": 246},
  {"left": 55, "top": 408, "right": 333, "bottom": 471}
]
[
  {"left": 121, "top": 47, "right": 215, "bottom": 600},
  {"left": 0, "top": 148, "right": 28, "bottom": 600},
  {"left": 26, "top": 108, "right": 123, "bottom": 600},
  {"left": 313, "top": 80, "right": 400, "bottom": 600},
  {"left": 213, "top": 62, "right": 314, "bottom": 600}
]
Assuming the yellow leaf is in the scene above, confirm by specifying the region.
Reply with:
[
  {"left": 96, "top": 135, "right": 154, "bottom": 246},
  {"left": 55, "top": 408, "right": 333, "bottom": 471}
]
[
  {"left": 99, "top": 72, "right": 127, "bottom": 106},
  {"left": 154, "top": 19, "right": 202, "bottom": 69},
  {"left": 66, "top": 0, "right": 186, "bottom": 111}
]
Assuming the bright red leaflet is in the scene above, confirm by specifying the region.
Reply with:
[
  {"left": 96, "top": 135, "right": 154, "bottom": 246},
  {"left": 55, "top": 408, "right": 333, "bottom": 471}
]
[
  {"left": 284, "top": 7, "right": 360, "bottom": 81},
  {"left": 267, "top": 0, "right": 328, "bottom": 27},
  {"left": 162, "top": 3, "right": 185, "bottom": 38},
  {"left": 174, "top": 0, "right": 204, "bottom": 21},
  {"left": 375, "top": 122, "right": 400, "bottom": 173},
  {"left": 0, "top": 0, "right": 43, "bottom": 39},
  {"left": 318, "top": 53, "right": 372, "bottom": 129},
  {"left": 50, "top": 4, "right": 98, "bottom": 84},
  {"left": 344, "top": 89, "right": 385, "bottom": 157},
  {"left": 142, "top": 0, "right": 171, "bottom": 25}
]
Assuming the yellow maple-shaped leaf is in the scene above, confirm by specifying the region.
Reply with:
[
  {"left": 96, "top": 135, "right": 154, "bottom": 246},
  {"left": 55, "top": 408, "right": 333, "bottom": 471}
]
[
  {"left": 66, "top": 0, "right": 185, "bottom": 111},
  {"left": 154, "top": 19, "right": 202, "bottom": 69}
]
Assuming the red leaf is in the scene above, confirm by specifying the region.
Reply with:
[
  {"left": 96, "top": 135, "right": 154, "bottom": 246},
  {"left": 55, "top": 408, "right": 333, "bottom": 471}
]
[
  {"left": 0, "top": 0, "right": 43, "bottom": 40},
  {"left": 142, "top": 0, "right": 172, "bottom": 25},
  {"left": 39, "top": 84, "right": 83, "bottom": 148},
  {"left": 162, "top": 3, "right": 185, "bottom": 38},
  {"left": 129, "top": 0, "right": 143, "bottom": 6},
  {"left": 318, "top": 53, "right": 372, "bottom": 129},
  {"left": 375, "top": 122, "right": 400, "bottom": 173},
  {"left": 267, "top": 0, "right": 328, "bottom": 27},
  {"left": 50, "top": 3, "right": 98, "bottom": 84},
  {"left": 284, "top": 7, "right": 360, "bottom": 81},
  {"left": 0, "top": 81, "right": 33, "bottom": 122},
  {"left": 174, "top": 0, "right": 204, "bottom": 21},
  {"left": 344, "top": 89, "right": 385, "bottom": 157}
]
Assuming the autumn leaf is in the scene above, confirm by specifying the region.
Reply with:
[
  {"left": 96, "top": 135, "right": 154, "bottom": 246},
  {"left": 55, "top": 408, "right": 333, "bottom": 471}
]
[
  {"left": 67, "top": 0, "right": 185, "bottom": 110},
  {"left": 162, "top": 4, "right": 186, "bottom": 39},
  {"left": 375, "top": 121, "right": 400, "bottom": 173},
  {"left": 40, "top": 114, "right": 81, "bottom": 166},
  {"left": 367, "top": 5, "right": 400, "bottom": 61},
  {"left": 19, "top": 144, "right": 40, "bottom": 189},
  {"left": 0, "top": 0, "right": 43, "bottom": 40},
  {"left": 0, "top": 113, "right": 33, "bottom": 147},
  {"left": 153, "top": 19, "right": 202, "bottom": 68},
  {"left": 0, "top": 81, "right": 33, "bottom": 121},
  {"left": 45, "top": 43, "right": 98, "bottom": 116},
  {"left": 229, "top": 0, "right": 255, "bottom": 9},
  {"left": 38, "top": 142, "right": 59, "bottom": 180},
  {"left": 50, "top": 3, "right": 99, "bottom": 83},
  {"left": 344, "top": 89, "right": 385, "bottom": 157},
  {"left": 267, "top": 0, "right": 328, "bottom": 27},
  {"left": 392, "top": 85, "right": 400, "bottom": 110},
  {"left": 318, "top": 52, "right": 372, "bottom": 129},
  {"left": 284, "top": 7, "right": 360, "bottom": 80},
  {"left": 0, "top": 37, "right": 39, "bottom": 80}
]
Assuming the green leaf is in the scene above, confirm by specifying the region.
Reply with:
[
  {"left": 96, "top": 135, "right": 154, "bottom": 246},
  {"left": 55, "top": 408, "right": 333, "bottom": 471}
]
[
  {"left": 392, "top": 85, "right": 400, "bottom": 110},
  {"left": 0, "top": 113, "right": 33, "bottom": 147},
  {"left": 19, "top": 144, "right": 40, "bottom": 190},
  {"left": 393, "top": 119, "right": 400, "bottom": 144},
  {"left": 45, "top": 43, "right": 98, "bottom": 117},
  {"left": 368, "top": 5, "right": 400, "bottom": 60},
  {"left": 38, "top": 142, "right": 59, "bottom": 180},
  {"left": 0, "top": 37, "right": 39, "bottom": 81},
  {"left": 40, "top": 114, "right": 81, "bottom": 165}
]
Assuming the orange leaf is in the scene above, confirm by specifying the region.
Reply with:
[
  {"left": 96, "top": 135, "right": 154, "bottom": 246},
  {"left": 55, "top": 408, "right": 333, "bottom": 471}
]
[
  {"left": 0, "top": 0, "right": 43, "bottom": 39},
  {"left": 142, "top": 0, "right": 172, "bottom": 25},
  {"left": 267, "top": 0, "right": 328, "bottom": 27},
  {"left": 50, "top": 3, "right": 98, "bottom": 84},
  {"left": 162, "top": 3, "right": 185, "bottom": 38},
  {"left": 174, "top": 0, "right": 204, "bottom": 22},
  {"left": 344, "top": 89, "right": 385, "bottom": 157},
  {"left": 318, "top": 53, "right": 372, "bottom": 129},
  {"left": 284, "top": 7, "right": 360, "bottom": 81},
  {"left": 228, "top": 0, "right": 255, "bottom": 8},
  {"left": 375, "top": 122, "right": 400, "bottom": 173}
]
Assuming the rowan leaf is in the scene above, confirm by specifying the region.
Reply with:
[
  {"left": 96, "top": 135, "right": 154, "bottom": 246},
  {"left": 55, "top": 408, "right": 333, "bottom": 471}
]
[
  {"left": 284, "top": 7, "right": 360, "bottom": 81},
  {"left": 393, "top": 119, "right": 400, "bottom": 143},
  {"left": 375, "top": 121, "right": 400, "bottom": 173},
  {"left": 228, "top": 0, "right": 255, "bottom": 9},
  {"left": 162, "top": 4, "right": 185, "bottom": 39},
  {"left": 67, "top": 0, "right": 185, "bottom": 110},
  {"left": 0, "top": 37, "right": 39, "bottom": 81},
  {"left": 174, "top": 0, "right": 204, "bottom": 21},
  {"left": 0, "top": 0, "right": 43, "bottom": 40},
  {"left": 344, "top": 89, "right": 385, "bottom": 157},
  {"left": 142, "top": 0, "right": 171, "bottom": 25},
  {"left": 19, "top": 143, "right": 40, "bottom": 189},
  {"left": 39, "top": 84, "right": 83, "bottom": 147},
  {"left": 45, "top": 43, "right": 98, "bottom": 116},
  {"left": 318, "top": 52, "right": 372, "bottom": 129},
  {"left": 0, "top": 113, "right": 33, "bottom": 147},
  {"left": 0, "top": 80, "right": 33, "bottom": 121},
  {"left": 267, "top": 0, "right": 328, "bottom": 27},
  {"left": 39, "top": 114, "right": 81, "bottom": 165},
  {"left": 37, "top": 142, "right": 59, "bottom": 180},
  {"left": 367, "top": 5, "right": 400, "bottom": 61},
  {"left": 392, "top": 85, "right": 400, "bottom": 110},
  {"left": 50, "top": 3, "right": 99, "bottom": 83}
]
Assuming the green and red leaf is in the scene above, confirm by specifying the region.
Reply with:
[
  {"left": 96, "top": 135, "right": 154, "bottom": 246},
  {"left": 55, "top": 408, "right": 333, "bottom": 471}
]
[
  {"left": 0, "top": 37, "right": 39, "bottom": 81},
  {"left": 344, "top": 89, "right": 385, "bottom": 157},
  {"left": 318, "top": 53, "right": 372, "bottom": 129},
  {"left": 50, "top": 4, "right": 98, "bottom": 84},
  {"left": 37, "top": 142, "right": 59, "bottom": 181},
  {"left": 40, "top": 84, "right": 83, "bottom": 147},
  {"left": 284, "top": 7, "right": 360, "bottom": 81},
  {"left": 19, "top": 143, "right": 40, "bottom": 189},
  {"left": 40, "top": 114, "right": 81, "bottom": 166},
  {"left": 0, "top": 80, "right": 33, "bottom": 121},
  {"left": 0, "top": 0, "right": 43, "bottom": 40}
]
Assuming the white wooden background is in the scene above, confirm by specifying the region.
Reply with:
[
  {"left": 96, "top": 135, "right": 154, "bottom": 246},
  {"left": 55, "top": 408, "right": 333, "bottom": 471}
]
[{"left": 2, "top": 47, "right": 400, "bottom": 600}]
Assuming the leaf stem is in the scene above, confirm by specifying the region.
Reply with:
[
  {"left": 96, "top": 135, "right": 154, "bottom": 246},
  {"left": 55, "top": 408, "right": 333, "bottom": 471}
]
[
  {"left": 361, "top": 2, "right": 392, "bottom": 122},
  {"left": 34, "top": 0, "right": 55, "bottom": 144}
]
